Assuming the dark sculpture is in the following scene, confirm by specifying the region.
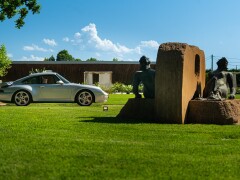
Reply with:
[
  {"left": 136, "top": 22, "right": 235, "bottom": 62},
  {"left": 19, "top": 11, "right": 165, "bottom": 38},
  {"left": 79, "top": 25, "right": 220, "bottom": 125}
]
[
  {"left": 133, "top": 56, "right": 155, "bottom": 98},
  {"left": 203, "top": 57, "right": 235, "bottom": 100}
]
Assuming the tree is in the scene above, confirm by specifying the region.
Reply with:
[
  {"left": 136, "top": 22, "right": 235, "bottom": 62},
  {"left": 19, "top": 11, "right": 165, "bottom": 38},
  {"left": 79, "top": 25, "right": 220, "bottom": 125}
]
[
  {"left": 56, "top": 50, "right": 75, "bottom": 61},
  {"left": 0, "top": 0, "right": 41, "bottom": 29},
  {"left": 113, "top": 58, "right": 119, "bottom": 61},
  {"left": 86, "top": 57, "right": 97, "bottom": 61},
  {"left": 0, "top": 45, "right": 12, "bottom": 77},
  {"left": 44, "top": 55, "right": 55, "bottom": 61}
]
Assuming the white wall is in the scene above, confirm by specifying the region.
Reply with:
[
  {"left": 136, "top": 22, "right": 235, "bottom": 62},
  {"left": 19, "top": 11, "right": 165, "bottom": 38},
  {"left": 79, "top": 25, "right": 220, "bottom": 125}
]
[{"left": 84, "top": 71, "right": 112, "bottom": 88}]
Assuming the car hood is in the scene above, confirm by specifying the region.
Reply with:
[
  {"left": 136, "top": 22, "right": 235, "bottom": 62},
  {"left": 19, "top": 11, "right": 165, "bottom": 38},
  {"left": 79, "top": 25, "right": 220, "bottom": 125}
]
[{"left": 0, "top": 81, "right": 13, "bottom": 88}]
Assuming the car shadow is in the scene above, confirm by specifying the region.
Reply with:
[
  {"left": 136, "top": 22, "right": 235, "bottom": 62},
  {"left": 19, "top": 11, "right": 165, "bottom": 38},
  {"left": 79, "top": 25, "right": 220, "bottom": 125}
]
[{"left": 79, "top": 117, "right": 158, "bottom": 124}]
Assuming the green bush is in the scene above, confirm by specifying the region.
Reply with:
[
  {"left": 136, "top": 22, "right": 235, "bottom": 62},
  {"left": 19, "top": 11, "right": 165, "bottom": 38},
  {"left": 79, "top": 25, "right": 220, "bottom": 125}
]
[
  {"left": 97, "top": 82, "right": 144, "bottom": 94},
  {"left": 110, "top": 82, "right": 128, "bottom": 93},
  {"left": 106, "top": 82, "right": 143, "bottom": 94}
]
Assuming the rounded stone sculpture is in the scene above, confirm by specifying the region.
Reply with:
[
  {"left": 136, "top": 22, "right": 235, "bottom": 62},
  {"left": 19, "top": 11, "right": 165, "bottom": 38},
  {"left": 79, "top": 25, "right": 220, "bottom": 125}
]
[{"left": 203, "top": 57, "right": 236, "bottom": 100}]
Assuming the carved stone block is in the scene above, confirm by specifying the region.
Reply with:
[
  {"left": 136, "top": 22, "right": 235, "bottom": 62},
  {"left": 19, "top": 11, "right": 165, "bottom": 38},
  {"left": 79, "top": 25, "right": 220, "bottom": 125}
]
[
  {"left": 117, "top": 98, "right": 155, "bottom": 121},
  {"left": 187, "top": 100, "right": 240, "bottom": 125},
  {"left": 155, "top": 42, "right": 205, "bottom": 124}
]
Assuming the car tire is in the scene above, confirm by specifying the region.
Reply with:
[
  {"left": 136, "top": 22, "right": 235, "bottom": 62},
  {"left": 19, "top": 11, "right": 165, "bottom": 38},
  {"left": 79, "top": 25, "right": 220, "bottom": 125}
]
[
  {"left": 76, "top": 90, "right": 94, "bottom": 106},
  {"left": 13, "top": 90, "right": 32, "bottom": 106}
]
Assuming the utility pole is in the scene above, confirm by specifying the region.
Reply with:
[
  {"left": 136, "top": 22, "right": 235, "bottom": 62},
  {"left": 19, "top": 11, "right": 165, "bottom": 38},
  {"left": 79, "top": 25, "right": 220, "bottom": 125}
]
[{"left": 211, "top": 54, "right": 214, "bottom": 71}]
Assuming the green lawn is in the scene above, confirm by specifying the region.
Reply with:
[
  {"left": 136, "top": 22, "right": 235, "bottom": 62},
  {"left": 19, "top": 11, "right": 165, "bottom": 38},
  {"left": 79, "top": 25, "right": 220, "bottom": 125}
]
[{"left": 0, "top": 94, "right": 240, "bottom": 179}]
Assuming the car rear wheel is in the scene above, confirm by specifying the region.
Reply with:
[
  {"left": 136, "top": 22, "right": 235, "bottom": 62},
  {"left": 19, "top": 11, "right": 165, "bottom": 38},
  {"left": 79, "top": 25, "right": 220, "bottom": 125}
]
[
  {"left": 76, "top": 90, "right": 94, "bottom": 106},
  {"left": 13, "top": 90, "right": 31, "bottom": 106}
]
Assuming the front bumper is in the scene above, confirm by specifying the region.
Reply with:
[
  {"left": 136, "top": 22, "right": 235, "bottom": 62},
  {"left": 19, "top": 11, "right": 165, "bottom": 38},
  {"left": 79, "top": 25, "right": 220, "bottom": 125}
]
[
  {"left": 95, "top": 93, "right": 109, "bottom": 103},
  {"left": 0, "top": 91, "right": 13, "bottom": 102}
]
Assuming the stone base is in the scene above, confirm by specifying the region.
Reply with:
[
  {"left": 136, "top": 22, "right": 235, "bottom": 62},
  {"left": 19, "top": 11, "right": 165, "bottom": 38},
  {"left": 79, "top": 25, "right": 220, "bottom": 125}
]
[
  {"left": 187, "top": 100, "right": 240, "bottom": 125},
  {"left": 117, "top": 98, "right": 155, "bottom": 121}
]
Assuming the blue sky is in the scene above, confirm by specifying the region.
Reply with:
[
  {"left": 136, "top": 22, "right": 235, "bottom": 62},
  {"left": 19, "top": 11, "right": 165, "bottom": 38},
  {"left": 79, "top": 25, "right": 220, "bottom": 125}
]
[{"left": 1, "top": 0, "right": 240, "bottom": 69}]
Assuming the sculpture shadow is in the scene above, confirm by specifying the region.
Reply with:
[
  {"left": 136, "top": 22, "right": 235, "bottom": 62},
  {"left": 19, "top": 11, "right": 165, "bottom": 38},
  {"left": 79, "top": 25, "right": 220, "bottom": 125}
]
[{"left": 80, "top": 117, "right": 157, "bottom": 124}]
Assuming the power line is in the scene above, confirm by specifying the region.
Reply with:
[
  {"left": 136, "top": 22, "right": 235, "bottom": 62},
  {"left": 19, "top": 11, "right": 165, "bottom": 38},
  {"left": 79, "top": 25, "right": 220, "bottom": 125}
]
[
  {"left": 209, "top": 55, "right": 240, "bottom": 61},
  {"left": 206, "top": 54, "right": 240, "bottom": 70}
]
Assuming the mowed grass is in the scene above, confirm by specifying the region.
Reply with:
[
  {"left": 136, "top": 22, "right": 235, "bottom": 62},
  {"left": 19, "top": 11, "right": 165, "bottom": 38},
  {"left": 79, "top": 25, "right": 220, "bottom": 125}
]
[{"left": 0, "top": 94, "right": 240, "bottom": 179}]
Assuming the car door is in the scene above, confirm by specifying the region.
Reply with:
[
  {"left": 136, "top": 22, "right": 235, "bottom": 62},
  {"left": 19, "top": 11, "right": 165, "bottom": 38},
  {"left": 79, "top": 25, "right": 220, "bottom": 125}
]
[{"left": 37, "top": 75, "right": 72, "bottom": 101}]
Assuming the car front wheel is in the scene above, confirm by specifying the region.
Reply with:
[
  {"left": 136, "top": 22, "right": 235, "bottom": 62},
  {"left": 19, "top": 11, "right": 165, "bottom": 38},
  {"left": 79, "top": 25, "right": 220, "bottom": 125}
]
[
  {"left": 13, "top": 90, "right": 31, "bottom": 106},
  {"left": 76, "top": 90, "right": 94, "bottom": 106}
]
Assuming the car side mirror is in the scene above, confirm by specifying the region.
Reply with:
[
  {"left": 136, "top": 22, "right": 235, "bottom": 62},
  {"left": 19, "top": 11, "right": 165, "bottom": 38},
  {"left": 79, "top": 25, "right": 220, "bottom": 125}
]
[{"left": 56, "top": 80, "right": 64, "bottom": 85}]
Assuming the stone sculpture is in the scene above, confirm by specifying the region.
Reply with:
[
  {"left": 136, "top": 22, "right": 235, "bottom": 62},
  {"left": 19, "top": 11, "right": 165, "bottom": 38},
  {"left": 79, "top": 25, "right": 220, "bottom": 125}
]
[
  {"left": 118, "top": 42, "right": 239, "bottom": 125},
  {"left": 203, "top": 57, "right": 236, "bottom": 100},
  {"left": 188, "top": 57, "right": 239, "bottom": 124},
  {"left": 132, "top": 56, "right": 155, "bottom": 98},
  {"left": 155, "top": 43, "right": 205, "bottom": 123}
]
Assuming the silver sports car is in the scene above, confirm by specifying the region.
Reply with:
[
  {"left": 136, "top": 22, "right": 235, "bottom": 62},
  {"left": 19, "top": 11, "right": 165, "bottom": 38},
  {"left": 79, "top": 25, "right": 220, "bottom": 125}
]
[{"left": 0, "top": 72, "right": 108, "bottom": 106}]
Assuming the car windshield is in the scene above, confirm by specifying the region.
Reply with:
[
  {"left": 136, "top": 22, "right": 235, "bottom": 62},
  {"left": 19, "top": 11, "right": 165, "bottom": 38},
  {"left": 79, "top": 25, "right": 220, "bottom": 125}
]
[{"left": 56, "top": 73, "right": 70, "bottom": 83}]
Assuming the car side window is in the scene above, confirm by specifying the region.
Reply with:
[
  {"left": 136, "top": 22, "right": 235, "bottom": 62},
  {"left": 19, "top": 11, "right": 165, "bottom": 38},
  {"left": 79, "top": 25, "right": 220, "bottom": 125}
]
[
  {"left": 41, "top": 75, "right": 60, "bottom": 84},
  {"left": 22, "top": 77, "right": 40, "bottom": 84}
]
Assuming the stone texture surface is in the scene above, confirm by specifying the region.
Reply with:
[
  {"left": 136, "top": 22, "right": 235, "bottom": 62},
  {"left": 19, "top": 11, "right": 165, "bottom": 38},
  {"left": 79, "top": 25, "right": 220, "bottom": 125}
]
[
  {"left": 155, "top": 42, "right": 205, "bottom": 124},
  {"left": 187, "top": 100, "right": 240, "bottom": 125},
  {"left": 116, "top": 98, "right": 155, "bottom": 120}
]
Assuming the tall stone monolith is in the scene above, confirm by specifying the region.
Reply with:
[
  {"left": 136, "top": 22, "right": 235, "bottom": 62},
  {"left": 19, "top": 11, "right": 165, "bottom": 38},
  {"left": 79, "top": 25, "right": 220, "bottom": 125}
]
[{"left": 155, "top": 42, "right": 205, "bottom": 124}]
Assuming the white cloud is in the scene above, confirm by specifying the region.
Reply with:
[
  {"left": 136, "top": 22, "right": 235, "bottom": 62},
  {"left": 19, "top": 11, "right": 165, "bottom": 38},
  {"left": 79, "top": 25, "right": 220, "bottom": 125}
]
[
  {"left": 140, "top": 40, "right": 159, "bottom": 49},
  {"left": 43, "top": 38, "right": 57, "bottom": 47},
  {"left": 7, "top": 53, "right": 13, "bottom": 58},
  {"left": 20, "top": 55, "right": 44, "bottom": 61},
  {"left": 134, "top": 46, "right": 141, "bottom": 54},
  {"left": 95, "top": 52, "right": 101, "bottom": 57},
  {"left": 77, "top": 23, "right": 140, "bottom": 55},
  {"left": 23, "top": 44, "right": 53, "bottom": 52},
  {"left": 63, "top": 23, "right": 158, "bottom": 61},
  {"left": 74, "top": 32, "right": 81, "bottom": 39},
  {"left": 126, "top": 58, "right": 135, "bottom": 61},
  {"left": 63, "top": 37, "right": 70, "bottom": 42}
]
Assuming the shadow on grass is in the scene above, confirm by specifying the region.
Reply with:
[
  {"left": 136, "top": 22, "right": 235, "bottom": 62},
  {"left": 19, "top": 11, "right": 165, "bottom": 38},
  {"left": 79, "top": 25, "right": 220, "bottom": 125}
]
[{"left": 80, "top": 117, "right": 158, "bottom": 124}]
